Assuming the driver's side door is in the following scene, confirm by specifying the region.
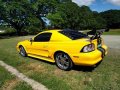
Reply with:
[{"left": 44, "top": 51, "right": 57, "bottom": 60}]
[{"left": 27, "top": 32, "right": 52, "bottom": 57}]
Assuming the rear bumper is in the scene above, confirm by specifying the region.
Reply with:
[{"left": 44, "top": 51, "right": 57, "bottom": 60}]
[
  {"left": 71, "top": 45, "right": 108, "bottom": 66},
  {"left": 102, "top": 45, "right": 108, "bottom": 55}
]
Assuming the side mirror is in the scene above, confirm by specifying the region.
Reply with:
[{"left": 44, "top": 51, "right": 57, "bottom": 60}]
[{"left": 30, "top": 38, "right": 33, "bottom": 42}]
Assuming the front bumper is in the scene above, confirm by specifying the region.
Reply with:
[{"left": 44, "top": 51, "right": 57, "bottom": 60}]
[{"left": 71, "top": 45, "right": 107, "bottom": 66}]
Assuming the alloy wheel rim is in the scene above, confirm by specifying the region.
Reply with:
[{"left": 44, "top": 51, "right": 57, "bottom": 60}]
[
  {"left": 20, "top": 47, "right": 25, "bottom": 56},
  {"left": 56, "top": 53, "right": 69, "bottom": 69}
]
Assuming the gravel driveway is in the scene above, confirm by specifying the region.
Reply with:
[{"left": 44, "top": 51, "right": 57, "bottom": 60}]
[{"left": 102, "top": 35, "right": 120, "bottom": 49}]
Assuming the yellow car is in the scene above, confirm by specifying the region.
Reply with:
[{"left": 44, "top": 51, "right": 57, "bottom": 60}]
[{"left": 16, "top": 29, "right": 108, "bottom": 70}]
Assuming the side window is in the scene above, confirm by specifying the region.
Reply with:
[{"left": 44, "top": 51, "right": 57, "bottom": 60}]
[{"left": 34, "top": 33, "right": 52, "bottom": 42}]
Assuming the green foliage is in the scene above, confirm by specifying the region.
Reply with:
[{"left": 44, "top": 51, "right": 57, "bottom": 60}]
[
  {"left": 0, "top": 0, "right": 120, "bottom": 36},
  {"left": 48, "top": 2, "right": 82, "bottom": 29},
  {"left": 0, "top": 27, "right": 16, "bottom": 36},
  {"left": 0, "top": 0, "right": 70, "bottom": 35},
  {"left": 47, "top": 13, "right": 64, "bottom": 28},
  {"left": 101, "top": 10, "right": 120, "bottom": 29},
  {"left": 26, "top": 26, "right": 42, "bottom": 35},
  {"left": 93, "top": 11, "right": 107, "bottom": 29},
  {"left": 0, "top": 0, "right": 42, "bottom": 35},
  {"left": 79, "top": 6, "right": 97, "bottom": 29},
  {"left": 0, "top": 1, "right": 30, "bottom": 35},
  {"left": 58, "top": 2, "right": 82, "bottom": 29},
  {"left": 25, "top": 16, "right": 42, "bottom": 35},
  {"left": 5, "top": 28, "right": 16, "bottom": 35},
  {"left": 48, "top": 3, "right": 106, "bottom": 30}
]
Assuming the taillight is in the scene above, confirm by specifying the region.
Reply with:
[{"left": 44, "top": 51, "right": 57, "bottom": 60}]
[{"left": 81, "top": 43, "right": 95, "bottom": 52}]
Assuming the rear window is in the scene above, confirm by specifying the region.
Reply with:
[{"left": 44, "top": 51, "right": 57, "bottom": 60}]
[{"left": 59, "top": 30, "right": 88, "bottom": 40}]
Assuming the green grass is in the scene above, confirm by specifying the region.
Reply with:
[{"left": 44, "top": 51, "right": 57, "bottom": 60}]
[
  {"left": 0, "top": 66, "right": 32, "bottom": 90},
  {"left": 0, "top": 36, "right": 120, "bottom": 90},
  {"left": 0, "top": 66, "right": 15, "bottom": 88},
  {"left": 13, "top": 82, "right": 32, "bottom": 90},
  {"left": 103, "top": 29, "right": 120, "bottom": 35}
]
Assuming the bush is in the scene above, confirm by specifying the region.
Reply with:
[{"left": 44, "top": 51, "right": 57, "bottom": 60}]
[
  {"left": 0, "top": 27, "right": 16, "bottom": 36},
  {"left": 25, "top": 26, "right": 43, "bottom": 35}
]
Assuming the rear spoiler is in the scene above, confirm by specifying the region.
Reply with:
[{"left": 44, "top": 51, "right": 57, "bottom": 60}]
[
  {"left": 87, "top": 28, "right": 109, "bottom": 35},
  {"left": 87, "top": 28, "right": 109, "bottom": 40}
]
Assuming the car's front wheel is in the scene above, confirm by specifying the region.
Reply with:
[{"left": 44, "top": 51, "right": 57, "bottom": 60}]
[
  {"left": 55, "top": 52, "right": 73, "bottom": 70},
  {"left": 19, "top": 46, "right": 27, "bottom": 57}
]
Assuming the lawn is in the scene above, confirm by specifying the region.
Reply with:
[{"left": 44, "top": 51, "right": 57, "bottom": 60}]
[
  {"left": 0, "top": 36, "right": 120, "bottom": 90},
  {"left": 103, "top": 29, "right": 120, "bottom": 35},
  {"left": 0, "top": 66, "right": 32, "bottom": 90}
]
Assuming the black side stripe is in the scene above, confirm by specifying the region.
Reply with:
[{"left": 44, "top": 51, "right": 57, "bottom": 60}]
[{"left": 98, "top": 47, "right": 105, "bottom": 58}]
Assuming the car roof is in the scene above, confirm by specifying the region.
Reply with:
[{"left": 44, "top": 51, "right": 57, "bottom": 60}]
[
  {"left": 39, "top": 29, "right": 72, "bottom": 41},
  {"left": 35, "top": 29, "right": 88, "bottom": 41},
  {"left": 42, "top": 29, "right": 61, "bottom": 33},
  {"left": 41, "top": 29, "right": 80, "bottom": 33}
]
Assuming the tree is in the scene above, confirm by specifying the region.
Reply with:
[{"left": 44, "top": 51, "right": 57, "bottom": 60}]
[
  {"left": 93, "top": 11, "right": 106, "bottom": 29},
  {"left": 48, "top": 3, "right": 105, "bottom": 30},
  {"left": 31, "top": 0, "right": 58, "bottom": 29},
  {"left": 34, "top": 0, "right": 72, "bottom": 28},
  {"left": 79, "top": 6, "right": 97, "bottom": 29},
  {"left": 48, "top": 2, "right": 83, "bottom": 29},
  {"left": 0, "top": 0, "right": 72, "bottom": 35},
  {"left": 100, "top": 10, "right": 120, "bottom": 29},
  {"left": 0, "top": 0, "right": 41, "bottom": 35},
  {"left": 1, "top": 0, "right": 118, "bottom": 36},
  {"left": 47, "top": 13, "right": 64, "bottom": 28}
]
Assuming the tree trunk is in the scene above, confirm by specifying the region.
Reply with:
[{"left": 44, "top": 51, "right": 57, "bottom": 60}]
[
  {"left": 9, "top": 20, "right": 23, "bottom": 36},
  {"left": 16, "top": 28, "right": 22, "bottom": 36}
]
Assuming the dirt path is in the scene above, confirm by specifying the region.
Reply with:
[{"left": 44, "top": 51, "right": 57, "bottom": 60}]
[
  {"left": 102, "top": 35, "right": 120, "bottom": 49},
  {"left": 0, "top": 61, "right": 48, "bottom": 90}
]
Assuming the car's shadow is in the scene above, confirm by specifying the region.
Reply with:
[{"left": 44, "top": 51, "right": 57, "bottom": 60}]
[
  {"left": 28, "top": 56, "right": 102, "bottom": 72},
  {"left": 73, "top": 60, "right": 102, "bottom": 72}
]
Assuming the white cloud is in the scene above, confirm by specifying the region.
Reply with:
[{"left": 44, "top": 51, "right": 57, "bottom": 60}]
[
  {"left": 107, "top": 0, "right": 120, "bottom": 6},
  {"left": 72, "top": 0, "right": 95, "bottom": 6}
]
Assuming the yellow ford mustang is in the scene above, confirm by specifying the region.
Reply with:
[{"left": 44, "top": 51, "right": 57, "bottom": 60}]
[{"left": 16, "top": 29, "right": 108, "bottom": 70}]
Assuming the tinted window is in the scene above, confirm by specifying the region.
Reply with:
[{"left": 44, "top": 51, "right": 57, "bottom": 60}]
[
  {"left": 34, "top": 33, "right": 52, "bottom": 42},
  {"left": 59, "top": 30, "right": 88, "bottom": 40}
]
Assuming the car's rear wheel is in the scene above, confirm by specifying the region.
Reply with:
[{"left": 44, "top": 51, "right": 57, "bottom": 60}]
[
  {"left": 19, "top": 46, "right": 27, "bottom": 57},
  {"left": 55, "top": 52, "right": 73, "bottom": 71}
]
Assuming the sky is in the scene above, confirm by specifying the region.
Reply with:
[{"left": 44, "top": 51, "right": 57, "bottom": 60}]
[{"left": 72, "top": 0, "right": 120, "bottom": 12}]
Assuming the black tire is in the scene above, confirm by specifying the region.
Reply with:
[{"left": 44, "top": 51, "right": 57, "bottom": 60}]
[
  {"left": 19, "top": 46, "right": 27, "bottom": 57},
  {"left": 55, "top": 52, "right": 73, "bottom": 71}
]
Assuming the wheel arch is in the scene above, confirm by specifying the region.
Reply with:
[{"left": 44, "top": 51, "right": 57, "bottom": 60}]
[
  {"left": 19, "top": 45, "right": 23, "bottom": 48},
  {"left": 53, "top": 50, "right": 72, "bottom": 61},
  {"left": 53, "top": 50, "right": 74, "bottom": 70},
  {"left": 18, "top": 45, "right": 27, "bottom": 53}
]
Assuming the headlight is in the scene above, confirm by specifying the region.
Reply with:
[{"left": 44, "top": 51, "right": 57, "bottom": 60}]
[{"left": 81, "top": 43, "right": 95, "bottom": 52}]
